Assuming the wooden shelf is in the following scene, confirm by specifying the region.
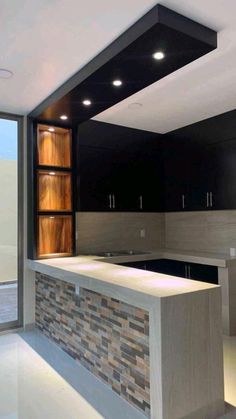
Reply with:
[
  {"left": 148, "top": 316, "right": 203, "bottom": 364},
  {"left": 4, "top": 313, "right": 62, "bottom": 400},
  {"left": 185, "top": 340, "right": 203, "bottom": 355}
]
[
  {"left": 37, "top": 124, "right": 72, "bottom": 168},
  {"left": 38, "top": 170, "right": 72, "bottom": 212},
  {"left": 38, "top": 215, "right": 73, "bottom": 257}
]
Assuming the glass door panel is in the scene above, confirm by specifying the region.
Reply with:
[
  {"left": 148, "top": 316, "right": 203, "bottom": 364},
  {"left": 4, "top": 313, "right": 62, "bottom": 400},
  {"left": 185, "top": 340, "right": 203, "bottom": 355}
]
[{"left": 0, "top": 117, "right": 18, "bottom": 326}]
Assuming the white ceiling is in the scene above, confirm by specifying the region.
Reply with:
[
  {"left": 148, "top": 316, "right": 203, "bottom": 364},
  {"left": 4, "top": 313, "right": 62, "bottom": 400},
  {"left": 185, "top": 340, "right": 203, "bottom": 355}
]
[{"left": 1, "top": 0, "right": 236, "bottom": 132}]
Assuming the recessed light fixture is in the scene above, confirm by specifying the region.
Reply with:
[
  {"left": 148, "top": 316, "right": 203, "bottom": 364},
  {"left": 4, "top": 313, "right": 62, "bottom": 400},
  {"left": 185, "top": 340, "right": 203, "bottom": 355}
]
[
  {"left": 112, "top": 79, "right": 123, "bottom": 87},
  {"left": 153, "top": 51, "right": 165, "bottom": 60},
  {"left": 48, "top": 127, "right": 55, "bottom": 132},
  {"left": 0, "top": 69, "right": 13, "bottom": 79},
  {"left": 128, "top": 102, "right": 143, "bottom": 110},
  {"left": 82, "top": 99, "right": 92, "bottom": 106},
  {"left": 49, "top": 172, "right": 56, "bottom": 176},
  {"left": 49, "top": 216, "right": 55, "bottom": 219},
  {"left": 60, "top": 115, "right": 68, "bottom": 120}
]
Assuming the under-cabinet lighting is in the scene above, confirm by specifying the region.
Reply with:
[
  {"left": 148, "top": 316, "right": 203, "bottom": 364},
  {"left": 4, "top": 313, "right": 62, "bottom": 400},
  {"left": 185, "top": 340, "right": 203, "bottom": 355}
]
[
  {"left": 153, "top": 51, "right": 165, "bottom": 60},
  {"left": 112, "top": 79, "right": 123, "bottom": 87},
  {"left": 60, "top": 115, "right": 68, "bottom": 120},
  {"left": 49, "top": 172, "right": 56, "bottom": 176},
  {"left": 48, "top": 127, "right": 55, "bottom": 132},
  {"left": 82, "top": 99, "right": 92, "bottom": 106},
  {"left": 49, "top": 216, "right": 55, "bottom": 219}
]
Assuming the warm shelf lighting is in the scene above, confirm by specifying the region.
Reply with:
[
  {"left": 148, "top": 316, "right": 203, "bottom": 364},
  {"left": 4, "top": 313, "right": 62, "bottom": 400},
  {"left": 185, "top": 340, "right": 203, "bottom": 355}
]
[
  {"left": 60, "top": 115, "right": 68, "bottom": 120},
  {"left": 48, "top": 127, "right": 55, "bottom": 132},
  {"left": 82, "top": 99, "right": 92, "bottom": 106},
  {"left": 49, "top": 172, "right": 56, "bottom": 176},
  {"left": 153, "top": 51, "right": 165, "bottom": 60},
  {"left": 112, "top": 79, "right": 123, "bottom": 87}
]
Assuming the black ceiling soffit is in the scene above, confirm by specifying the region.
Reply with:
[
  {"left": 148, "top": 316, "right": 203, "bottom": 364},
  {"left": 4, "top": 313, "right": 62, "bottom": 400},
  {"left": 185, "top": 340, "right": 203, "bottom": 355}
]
[{"left": 29, "top": 4, "right": 217, "bottom": 127}]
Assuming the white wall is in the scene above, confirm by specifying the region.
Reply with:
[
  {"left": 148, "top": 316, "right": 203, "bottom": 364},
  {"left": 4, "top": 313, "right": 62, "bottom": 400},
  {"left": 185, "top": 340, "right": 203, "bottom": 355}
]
[{"left": 0, "top": 158, "right": 17, "bottom": 282}]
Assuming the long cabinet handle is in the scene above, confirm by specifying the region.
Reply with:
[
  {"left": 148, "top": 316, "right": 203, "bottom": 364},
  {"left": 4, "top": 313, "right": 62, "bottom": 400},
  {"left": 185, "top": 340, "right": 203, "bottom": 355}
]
[
  {"left": 139, "top": 195, "right": 143, "bottom": 210},
  {"left": 108, "top": 194, "right": 112, "bottom": 209},
  {"left": 210, "top": 192, "right": 213, "bottom": 207},
  {"left": 182, "top": 194, "right": 185, "bottom": 209},
  {"left": 185, "top": 264, "right": 191, "bottom": 278},
  {"left": 112, "top": 194, "right": 115, "bottom": 209},
  {"left": 206, "top": 192, "right": 209, "bottom": 208}
]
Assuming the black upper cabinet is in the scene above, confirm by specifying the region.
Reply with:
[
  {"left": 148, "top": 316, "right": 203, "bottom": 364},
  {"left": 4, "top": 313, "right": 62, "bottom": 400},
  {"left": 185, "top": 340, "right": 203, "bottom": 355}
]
[
  {"left": 78, "top": 145, "right": 115, "bottom": 211},
  {"left": 212, "top": 140, "right": 236, "bottom": 210},
  {"left": 164, "top": 124, "right": 236, "bottom": 212},
  {"left": 78, "top": 110, "right": 236, "bottom": 213},
  {"left": 77, "top": 120, "right": 163, "bottom": 212},
  {"left": 164, "top": 109, "right": 236, "bottom": 212},
  {"left": 164, "top": 143, "right": 193, "bottom": 211}
]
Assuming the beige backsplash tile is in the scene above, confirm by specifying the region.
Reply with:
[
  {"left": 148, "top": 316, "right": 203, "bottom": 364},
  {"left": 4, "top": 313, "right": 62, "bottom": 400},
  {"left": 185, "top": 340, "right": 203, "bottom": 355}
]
[
  {"left": 76, "top": 212, "right": 165, "bottom": 254},
  {"left": 165, "top": 210, "right": 236, "bottom": 254},
  {"left": 76, "top": 210, "right": 236, "bottom": 255}
]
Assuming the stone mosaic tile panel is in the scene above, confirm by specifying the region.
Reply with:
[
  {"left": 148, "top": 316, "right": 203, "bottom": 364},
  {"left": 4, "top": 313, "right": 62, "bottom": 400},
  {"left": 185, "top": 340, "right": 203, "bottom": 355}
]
[{"left": 35, "top": 272, "right": 150, "bottom": 416}]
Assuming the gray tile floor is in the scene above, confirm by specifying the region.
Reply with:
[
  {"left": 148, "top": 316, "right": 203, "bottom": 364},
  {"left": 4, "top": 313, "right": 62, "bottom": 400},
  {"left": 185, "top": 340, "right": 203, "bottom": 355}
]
[{"left": 0, "top": 283, "right": 17, "bottom": 323}]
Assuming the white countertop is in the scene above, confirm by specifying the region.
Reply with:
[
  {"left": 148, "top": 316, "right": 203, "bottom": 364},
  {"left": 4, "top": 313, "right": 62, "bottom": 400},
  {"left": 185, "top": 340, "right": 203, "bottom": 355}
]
[
  {"left": 28, "top": 251, "right": 221, "bottom": 310},
  {"left": 99, "top": 248, "right": 236, "bottom": 268}
]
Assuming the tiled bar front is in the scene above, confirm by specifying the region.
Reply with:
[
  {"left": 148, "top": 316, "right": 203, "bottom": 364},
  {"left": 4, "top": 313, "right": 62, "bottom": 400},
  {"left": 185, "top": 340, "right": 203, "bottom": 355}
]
[
  {"left": 35, "top": 272, "right": 150, "bottom": 416},
  {"left": 30, "top": 257, "right": 225, "bottom": 419}
]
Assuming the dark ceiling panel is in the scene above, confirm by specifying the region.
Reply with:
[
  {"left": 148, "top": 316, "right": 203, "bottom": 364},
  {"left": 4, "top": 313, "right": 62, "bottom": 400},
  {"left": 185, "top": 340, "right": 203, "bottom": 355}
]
[{"left": 29, "top": 4, "right": 217, "bottom": 127}]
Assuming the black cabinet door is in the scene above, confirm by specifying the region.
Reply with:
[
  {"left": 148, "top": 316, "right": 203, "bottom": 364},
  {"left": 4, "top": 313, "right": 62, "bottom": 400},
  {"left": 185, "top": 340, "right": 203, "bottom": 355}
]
[
  {"left": 78, "top": 121, "right": 163, "bottom": 212},
  {"left": 78, "top": 145, "right": 116, "bottom": 211},
  {"left": 118, "top": 259, "right": 218, "bottom": 285},
  {"left": 145, "top": 259, "right": 187, "bottom": 277},
  {"left": 113, "top": 149, "right": 141, "bottom": 211},
  {"left": 189, "top": 262, "right": 218, "bottom": 284},
  {"left": 118, "top": 259, "right": 186, "bottom": 277},
  {"left": 212, "top": 140, "right": 236, "bottom": 210},
  {"left": 164, "top": 146, "right": 190, "bottom": 212},
  {"left": 118, "top": 261, "right": 148, "bottom": 270}
]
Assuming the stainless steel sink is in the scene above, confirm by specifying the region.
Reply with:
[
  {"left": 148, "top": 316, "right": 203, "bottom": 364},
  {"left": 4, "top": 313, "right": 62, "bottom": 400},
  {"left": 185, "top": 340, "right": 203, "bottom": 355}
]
[{"left": 95, "top": 250, "right": 150, "bottom": 257}]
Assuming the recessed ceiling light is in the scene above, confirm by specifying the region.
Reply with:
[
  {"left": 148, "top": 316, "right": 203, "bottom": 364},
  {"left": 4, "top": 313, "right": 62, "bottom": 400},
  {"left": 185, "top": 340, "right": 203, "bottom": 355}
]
[
  {"left": 82, "top": 99, "right": 92, "bottom": 106},
  {"left": 49, "top": 172, "right": 56, "bottom": 176},
  {"left": 0, "top": 69, "right": 13, "bottom": 79},
  {"left": 48, "top": 127, "right": 55, "bottom": 132},
  {"left": 112, "top": 80, "right": 123, "bottom": 87},
  {"left": 153, "top": 51, "right": 165, "bottom": 60},
  {"left": 60, "top": 115, "right": 68, "bottom": 120}
]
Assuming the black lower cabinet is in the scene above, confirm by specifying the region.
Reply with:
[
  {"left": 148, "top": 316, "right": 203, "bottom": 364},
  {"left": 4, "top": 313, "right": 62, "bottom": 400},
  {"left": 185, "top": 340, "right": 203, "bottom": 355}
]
[
  {"left": 118, "top": 259, "right": 218, "bottom": 284},
  {"left": 145, "top": 259, "right": 186, "bottom": 277},
  {"left": 188, "top": 262, "right": 218, "bottom": 284},
  {"left": 119, "top": 261, "right": 148, "bottom": 270}
]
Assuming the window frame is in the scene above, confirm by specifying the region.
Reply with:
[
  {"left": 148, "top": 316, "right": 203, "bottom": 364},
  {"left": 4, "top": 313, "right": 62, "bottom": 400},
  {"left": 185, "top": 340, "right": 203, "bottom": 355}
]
[{"left": 0, "top": 112, "right": 24, "bottom": 331}]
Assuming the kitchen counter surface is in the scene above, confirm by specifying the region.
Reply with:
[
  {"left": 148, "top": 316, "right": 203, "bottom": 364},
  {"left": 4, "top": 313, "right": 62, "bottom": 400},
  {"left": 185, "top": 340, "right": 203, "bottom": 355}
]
[
  {"left": 97, "top": 248, "right": 236, "bottom": 268},
  {"left": 29, "top": 252, "right": 220, "bottom": 308}
]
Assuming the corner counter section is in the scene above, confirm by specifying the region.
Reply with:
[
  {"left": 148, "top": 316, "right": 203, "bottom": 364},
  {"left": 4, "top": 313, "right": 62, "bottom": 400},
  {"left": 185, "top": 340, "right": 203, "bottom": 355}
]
[{"left": 29, "top": 257, "right": 225, "bottom": 419}]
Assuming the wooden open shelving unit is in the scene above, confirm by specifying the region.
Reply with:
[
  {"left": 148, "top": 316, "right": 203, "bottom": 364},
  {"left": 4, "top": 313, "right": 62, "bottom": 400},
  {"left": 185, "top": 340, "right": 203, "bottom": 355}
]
[
  {"left": 37, "top": 170, "right": 72, "bottom": 212},
  {"left": 37, "top": 125, "right": 72, "bottom": 168},
  {"left": 36, "top": 124, "right": 74, "bottom": 259},
  {"left": 38, "top": 215, "right": 73, "bottom": 258}
]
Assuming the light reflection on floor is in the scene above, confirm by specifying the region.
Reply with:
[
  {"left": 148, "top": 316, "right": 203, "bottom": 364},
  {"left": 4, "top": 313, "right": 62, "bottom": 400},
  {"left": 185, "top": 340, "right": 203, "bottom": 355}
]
[
  {"left": 0, "top": 330, "right": 235, "bottom": 418},
  {"left": 0, "top": 331, "right": 145, "bottom": 419}
]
